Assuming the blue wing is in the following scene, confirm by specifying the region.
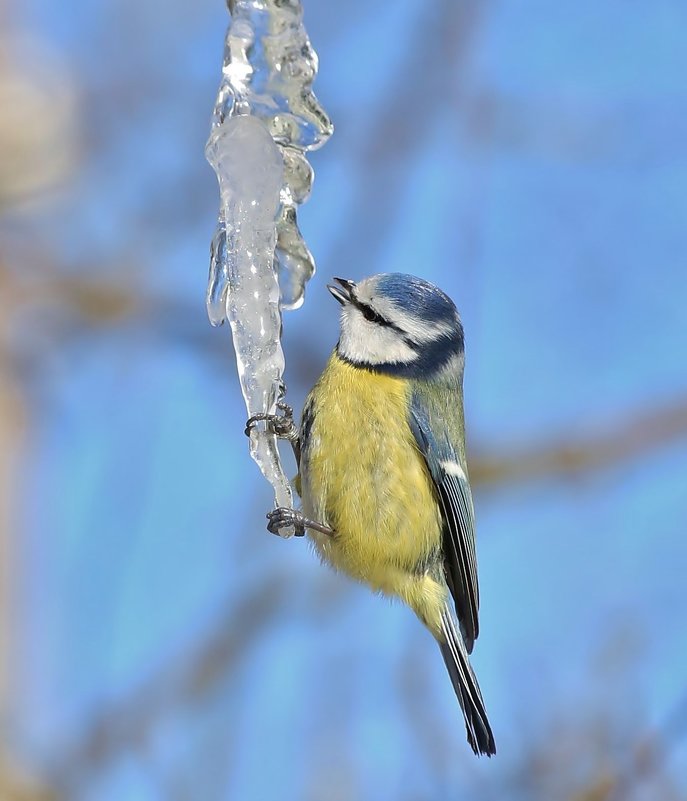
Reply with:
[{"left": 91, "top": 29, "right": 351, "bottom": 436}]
[{"left": 409, "top": 394, "right": 479, "bottom": 653}]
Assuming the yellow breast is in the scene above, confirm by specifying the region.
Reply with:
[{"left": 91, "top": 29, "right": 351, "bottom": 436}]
[{"left": 301, "top": 354, "right": 444, "bottom": 599}]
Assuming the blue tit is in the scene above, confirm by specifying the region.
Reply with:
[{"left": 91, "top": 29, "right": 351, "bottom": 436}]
[{"left": 266, "top": 273, "right": 495, "bottom": 756}]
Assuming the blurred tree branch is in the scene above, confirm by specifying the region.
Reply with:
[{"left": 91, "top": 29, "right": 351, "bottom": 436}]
[
  {"left": 0, "top": 298, "right": 46, "bottom": 801},
  {"left": 52, "top": 579, "right": 287, "bottom": 785},
  {"left": 602, "top": 690, "right": 687, "bottom": 801},
  {"left": 0, "top": 759, "right": 56, "bottom": 801},
  {"left": 326, "top": 0, "right": 486, "bottom": 274},
  {"left": 49, "top": 572, "right": 347, "bottom": 795},
  {"left": 497, "top": 685, "right": 687, "bottom": 801},
  {"left": 468, "top": 399, "right": 687, "bottom": 488}
]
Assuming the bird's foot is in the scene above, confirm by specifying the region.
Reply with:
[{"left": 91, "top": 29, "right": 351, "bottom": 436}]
[
  {"left": 245, "top": 401, "right": 298, "bottom": 442},
  {"left": 267, "top": 507, "right": 335, "bottom": 538}
]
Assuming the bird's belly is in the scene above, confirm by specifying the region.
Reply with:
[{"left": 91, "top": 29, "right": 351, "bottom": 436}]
[{"left": 301, "top": 358, "right": 443, "bottom": 593}]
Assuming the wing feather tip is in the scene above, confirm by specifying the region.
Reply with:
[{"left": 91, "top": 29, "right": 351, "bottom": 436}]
[{"left": 439, "top": 607, "right": 495, "bottom": 757}]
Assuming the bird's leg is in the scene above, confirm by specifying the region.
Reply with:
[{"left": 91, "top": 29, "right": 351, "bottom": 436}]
[
  {"left": 245, "top": 400, "right": 301, "bottom": 466},
  {"left": 267, "top": 507, "right": 335, "bottom": 538}
]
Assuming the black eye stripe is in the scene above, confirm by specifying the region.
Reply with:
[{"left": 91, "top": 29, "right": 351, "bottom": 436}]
[
  {"left": 360, "top": 304, "right": 384, "bottom": 323},
  {"left": 354, "top": 299, "right": 407, "bottom": 334}
]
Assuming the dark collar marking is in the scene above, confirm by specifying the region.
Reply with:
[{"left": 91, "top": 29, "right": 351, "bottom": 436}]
[{"left": 337, "top": 325, "right": 464, "bottom": 380}]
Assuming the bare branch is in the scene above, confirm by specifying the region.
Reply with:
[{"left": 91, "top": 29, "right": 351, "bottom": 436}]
[
  {"left": 604, "top": 690, "right": 687, "bottom": 801},
  {"left": 469, "top": 400, "right": 687, "bottom": 488},
  {"left": 49, "top": 571, "right": 347, "bottom": 792}
]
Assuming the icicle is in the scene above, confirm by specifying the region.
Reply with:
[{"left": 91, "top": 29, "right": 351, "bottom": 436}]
[{"left": 206, "top": 0, "right": 332, "bottom": 536}]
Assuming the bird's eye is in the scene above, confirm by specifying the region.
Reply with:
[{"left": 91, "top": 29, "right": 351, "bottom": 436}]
[{"left": 360, "top": 304, "right": 384, "bottom": 324}]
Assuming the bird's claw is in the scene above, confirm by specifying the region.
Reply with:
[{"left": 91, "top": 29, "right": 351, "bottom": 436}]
[
  {"left": 267, "top": 507, "right": 306, "bottom": 537},
  {"left": 266, "top": 507, "right": 335, "bottom": 538},
  {"left": 245, "top": 401, "right": 297, "bottom": 441}
]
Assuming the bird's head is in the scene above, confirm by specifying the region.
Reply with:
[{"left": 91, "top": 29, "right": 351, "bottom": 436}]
[{"left": 328, "top": 273, "right": 464, "bottom": 378}]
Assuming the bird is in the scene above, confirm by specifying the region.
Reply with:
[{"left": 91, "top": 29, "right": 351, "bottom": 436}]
[{"left": 257, "top": 273, "right": 495, "bottom": 756}]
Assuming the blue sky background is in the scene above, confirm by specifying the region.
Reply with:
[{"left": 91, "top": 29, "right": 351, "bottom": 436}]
[{"left": 3, "top": 1, "right": 687, "bottom": 799}]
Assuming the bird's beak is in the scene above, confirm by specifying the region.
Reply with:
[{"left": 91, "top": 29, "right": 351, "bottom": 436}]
[{"left": 327, "top": 277, "right": 356, "bottom": 306}]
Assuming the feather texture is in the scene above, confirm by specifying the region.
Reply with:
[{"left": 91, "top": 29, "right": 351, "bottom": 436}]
[
  {"left": 409, "top": 387, "right": 480, "bottom": 652},
  {"left": 439, "top": 605, "right": 495, "bottom": 756}
]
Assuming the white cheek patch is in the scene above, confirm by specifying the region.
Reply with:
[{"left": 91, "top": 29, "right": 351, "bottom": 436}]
[
  {"left": 338, "top": 306, "right": 418, "bottom": 365},
  {"left": 440, "top": 460, "right": 467, "bottom": 481},
  {"left": 438, "top": 351, "right": 465, "bottom": 380}
]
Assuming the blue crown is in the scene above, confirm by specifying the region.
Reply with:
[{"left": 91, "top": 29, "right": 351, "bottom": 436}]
[{"left": 375, "top": 273, "right": 458, "bottom": 325}]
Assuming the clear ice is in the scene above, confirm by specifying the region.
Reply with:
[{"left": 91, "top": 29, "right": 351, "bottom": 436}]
[{"left": 206, "top": 0, "right": 332, "bottom": 535}]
